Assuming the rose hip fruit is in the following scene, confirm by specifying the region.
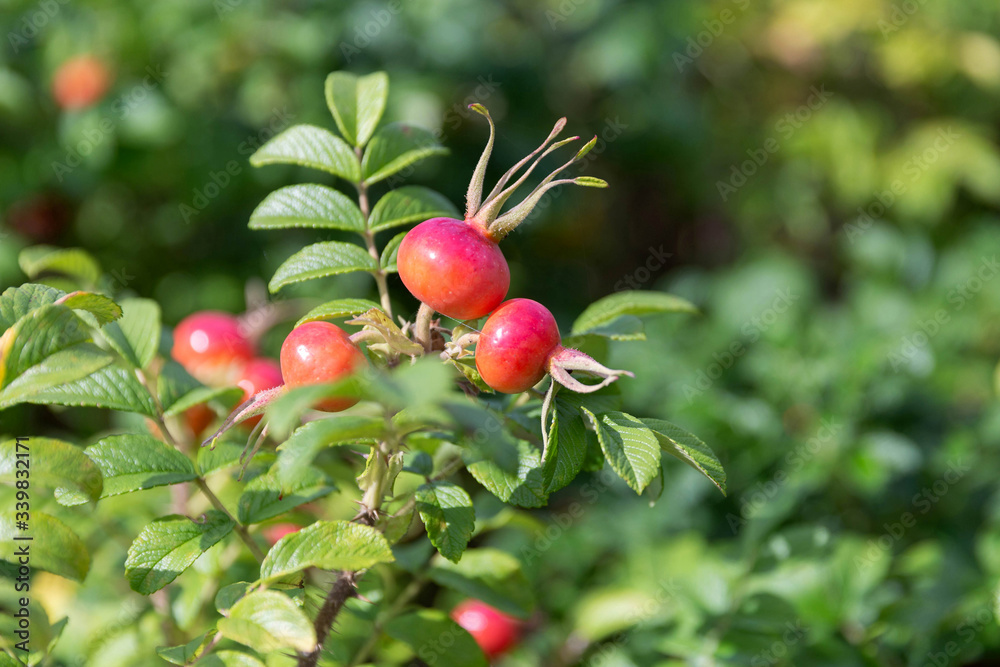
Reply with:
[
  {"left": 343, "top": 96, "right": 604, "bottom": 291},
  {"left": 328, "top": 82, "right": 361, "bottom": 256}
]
[
  {"left": 279, "top": 322, "right": 366, "bottom": 412},
  {"left": 476, "top": 299, "right": 562, "bottom": 394},
  {"left": 262, "top": 523, "right": 300, "bottom": 546},
  {"left": 397, "top": 217, "right": 510, "bottom": 321},
  {"left": 236, "top": 358, "right": 284, "bottom": 428},
  {"left": 172, "top": 311, "right": 254, "bottom": 385},
  {"left": 52, "top": 55, "right": 111, "bottom": 110},
  {"left": 451, "top": 600, "right": 521, "bottom": 658}
]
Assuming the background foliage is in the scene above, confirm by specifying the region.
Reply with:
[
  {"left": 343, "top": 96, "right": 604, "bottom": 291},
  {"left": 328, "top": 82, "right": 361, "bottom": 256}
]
[{"left": 2, "top": 0, "right": 1000, "bottom": 665}]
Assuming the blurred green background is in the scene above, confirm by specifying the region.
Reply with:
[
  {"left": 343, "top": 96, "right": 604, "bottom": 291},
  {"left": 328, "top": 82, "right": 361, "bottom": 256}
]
[{"left": 3, "top": 0, "right": 1000, "bottom": 665}]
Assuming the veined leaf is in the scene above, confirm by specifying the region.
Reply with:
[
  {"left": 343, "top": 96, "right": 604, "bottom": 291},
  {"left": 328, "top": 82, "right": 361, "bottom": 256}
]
[
  {"left": 85, "top": 433, "right": 197, "bottom": 497},
  {"left": 58, "top": 291, "right": 122, "bottom": 326},
  {"left": 268, "top": 241, "right": 377, "bottom": 293},
  {"left": 249, "top": 184, "right": 365, "bottom": 232},
  {"left": 274, "top": 415, "right": 383, "bottom": 489},
  {"left": 0, "top": 343, "right": 114, "bottom": 410},
  {"left": 217, "top": 590, "right": 316, "bottom": 654},
  {"left": 416, "top": 481, "right": 475, "bottom": 563},
  {"left": 640, "top": 418, "right": 727, "bottom": 495},
  {"left": 362, "top": 123, "right": 448, "bottom": 186},
  {"left": 368, "top": 186, "right": 457, "bottom": 232},
  {"left": 325, "top": 71, "right": 389, "bottom": 147},
  {"left": 464, "top": 439, "right": 548, "bottom": 509},
  {"left": 250, "top": 124, "right": 361, "bottom": 182},
  {"left": 296, "top": 298, "right": 381, "bottom": 326},
  {"left": 101, "top": 297, "right": 160, "bottom": 369},
  {"left": 13, "top": 362, "right": 157, "bottom": 416},
  {"left": 571, "top": 290, "right": 697, "bottom": 337},
  {"left": 0, "top": 283, "right": 64, "bottom": 331},
  {"left": 0, "top": 303, "right": 90, "bottom": 390},
  {"left": 259, "top": 520, "right": 394, "bottom": 583},
  {"left": 582, "top": 409, "right": 661, "bottom": 494},
  {"left": 237, "top": 468, "right": 335, "bottom": 525},
  {"left": 125, "top": 511, "right": 235, "bottom": 594}
]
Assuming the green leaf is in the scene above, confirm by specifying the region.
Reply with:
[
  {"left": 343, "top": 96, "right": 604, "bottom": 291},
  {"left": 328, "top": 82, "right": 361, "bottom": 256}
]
[
  {"left": 0, "top": 512, "right": 89, "bottom": 581},
  {"left": 58, "top": 291, "right": 122, "bottom": 326},
  {"left": 165, "top": 385, "right": 243, "bottom": 418},
  {"left": 582, "top": 409, "right": 661, "bottom": 494},
  {"left": 216, "top": 581, "right": 251, "bottom": 614},
  {"left": 296, "top": 298, "right": 382, "bottom": 326},
  {"left": 197, "top": 652, "right": 266, "bottom": 667},
  {"left": 325, "top": 71, "right": 389, "bottom": 147},
  {"left": 274, "top": 415, "right": 383, "bottom": 489},
  {"left": 249, "top": 124, "right": 361, "bottom": 181},
  {"left": 13, "top": 362, "right": 157, "bottom": 416},
  {"left": 101, "top": 297, "right": 160, "bottom": 369},
  {"left": 0, "top": 283, "right": 64, "bottom": 331},
  {"left": 249, "top": 184, "right": 365, "bottom": 232},
  {"left": 0, "top": 304, "right": 90, "bottom": 389},
  {"left": 464, "top": 439, "right": 548, "bottom": 509},
  {"left": 264, "top": 381, "right": 366, "bottom": 440},
  {"left": 380, "top": 231, "right": 406, "bottom": 274},
  {"left": 639, "top": 418, "right": 727, "bottom": 495},
  {"left": 196, "top": 442, "right": 245, "bottom": 476},
  {"left": 541, "top": 394, "right": 591, "bottom": 493},
  {"left": 269, "top": 241, "right": 378, "bottom": 293},
  {"left": 361, "top": 123, "right": 448, "bottom": 186},
  {"left": 218, "top": 589, "right": 316, "bottom": 654},
  {"left": 368, "top": 186, "right": 458, "bottom": 233},
  {"left": 0, "top": 438, "right": 102, "bottom": 506},
  {"left": 86, "top": 433, "right": 197, "bottom": 497},
  {"left": 259, "top": 520, "right": 394, "bottom": 583},
  {"left": 571, "top": 290, "right": 698, "bottom": 337},
  {"left": 426, "top": 548, "right": 534, "bottom": 618},
  {"left": 18, "top": 246, "right": 100, "bottom": 288},
  {"left": 0, "top": 343, "right": 114, "bottom": 410},
  {"left": 237, "top": 468, "right": 336, "bottom": 525},
  {"left": 385, "top": 609, "right": 488, "bottom": 667},
  {"left": 416, "top": 481, "right": 475, "bottom": 563},
  {"left": 125, "top": 511, "right": 235, "bottom": 594},
  {"left": 156, "top": 631, "right": 215, "bottom": 665}
]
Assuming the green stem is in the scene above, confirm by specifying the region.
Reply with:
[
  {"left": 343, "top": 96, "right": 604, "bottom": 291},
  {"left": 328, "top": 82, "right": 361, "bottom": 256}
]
[
  {"left": 357, "top": 147, "right": 393, "bottom": 320},
  {"left": 194, "top": 478, "right": 266, "bottom": 562},
  {"left": 414, "top": 302, "right": 434, "bottom": 352}
]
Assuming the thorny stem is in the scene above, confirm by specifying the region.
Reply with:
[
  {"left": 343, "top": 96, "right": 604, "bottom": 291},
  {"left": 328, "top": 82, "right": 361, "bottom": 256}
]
[
  {"left": 357, "top": 146, "right": 394, "bottom": 320},
  {"left": 194, "top": 478, "right": 266, "bottom": 562}
]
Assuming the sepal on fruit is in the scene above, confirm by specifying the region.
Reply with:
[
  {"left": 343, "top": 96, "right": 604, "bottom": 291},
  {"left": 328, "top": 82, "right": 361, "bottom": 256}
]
[{"left": 546, "top": 346, "right": 634, "bottom": 394}]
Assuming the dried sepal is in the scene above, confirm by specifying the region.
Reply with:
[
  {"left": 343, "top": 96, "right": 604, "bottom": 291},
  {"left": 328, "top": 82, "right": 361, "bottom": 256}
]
[{"left": 546, "top": 346, "right": 633, "bottom": 394}]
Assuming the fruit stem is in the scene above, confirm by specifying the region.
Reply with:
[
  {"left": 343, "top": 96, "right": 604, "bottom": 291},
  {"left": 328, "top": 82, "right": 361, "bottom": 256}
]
[
  {"left": 414, "top": 302, "right": 434, "bottom": 352},
  {"left": 356, "top": 146, "right": 394, "bottom": 319}
]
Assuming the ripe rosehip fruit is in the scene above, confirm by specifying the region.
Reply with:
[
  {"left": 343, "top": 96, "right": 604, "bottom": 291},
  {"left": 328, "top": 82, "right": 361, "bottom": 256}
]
[
  {"left": 476, "top": 299, "right": 562, "bottom": 394},
  {"left": 451, "top": 600, "right": 521, "bottom": 658},
  {"left": 236, "top": 358, "right": 284, "bottom": 428},
  {"left": 262, "top": 523, "right": 300, "bottom": 546},
  {"left": 184, "top": 404, "right": 215, "bottom": 440},
  {"left": 397, "top": 217, "right": 509, "bottom": 320},
  {"left": 279, "top": 322, "right": 367, "bottom": 412},
  {"left": 172, "top": 311, "right": 254, "bottom": 385},
  {"left": 52, "top": 55, "right": 111, "bottom": 110}
]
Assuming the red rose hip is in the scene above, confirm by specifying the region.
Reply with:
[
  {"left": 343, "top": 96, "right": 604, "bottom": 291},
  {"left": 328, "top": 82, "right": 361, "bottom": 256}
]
[
  {"left": 475, "top": 299, "right": 561, "bottom": 394},
  {"left": 397, "top": 217, "right": 509, "bottom": 321},
  {"left": 279, "top": 322, "right": 366, "bottom": 412},
  {"left": 53, "top": 55, "right": 111, "bottom": 110},
  {"left": 172, "top": 311, "right": 254, "bottom": 385},
  {"left": 451, "top": 600, "right": 521, "bottom": 658}
]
